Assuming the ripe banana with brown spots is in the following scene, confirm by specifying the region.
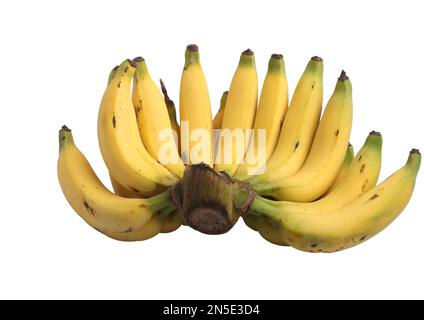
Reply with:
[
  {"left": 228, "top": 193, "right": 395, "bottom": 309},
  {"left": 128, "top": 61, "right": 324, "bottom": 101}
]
[
  {"left": 57, "top": 126, "right": 175, "bottom": 237},
  {"left": 245, "top": 149, "right": 420, "bottom": 252}
]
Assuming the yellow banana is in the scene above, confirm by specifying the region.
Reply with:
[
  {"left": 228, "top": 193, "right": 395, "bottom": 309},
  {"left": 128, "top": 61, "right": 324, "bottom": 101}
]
[
  {"left": 244, "top": 132, "right": 381, "bottom": 245},
  {"left": 132, "top": 57, "right": 185, "bottom": 178},
  {"left": 104, "top": 207, "right": 172, "bottom": 241},
  {"left": 324, "top": 143, "right": 354, "bottom": 195},
  {"left": 110, "top": 175, "right": 143, "bottom": 198},
  {"left": 215, "top": 49, "right": 258, "bottom": 175},
  {"left": 247, "top": 149, "right": 421, "bottom": 252},
  {"left": 250, "top": 57, "right": 323, "bottom": 184},
  {"left": 57, "top": 126, "right": 174, "bottom": 235},
  {"left": 213, "top": 91, "right": 228, "bottom": 129},
  {"left": 98, "top": 59, "right": 177, "bottom": 197},
  {"left": 254, "top": 71, "right": 353, "bottom": 202},
  {"left": 160, "top": 79, "right": 180, "bottom": 152},
  {"left": 179, "top": 44, "right": 213, "bottom": 166},
  {"left": 235, "top": 53, "right": 288, "bottom": 178}
]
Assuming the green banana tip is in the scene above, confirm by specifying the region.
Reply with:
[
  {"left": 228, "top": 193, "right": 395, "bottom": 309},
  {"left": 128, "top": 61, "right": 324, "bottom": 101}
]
[
  {"left": 366, "top": 131, "right": 382, "bottom": 147},
  {"left": 239, "top": 49, "right": 255, "bottom": 66},
  {"left": 407, "top": 149, "right": 421, "bottom": 172},
  {"left": 338, "top": 70, "right": 349, "bottom": 81},
  {"left": 268, "top": 54, "right": 285, "bottom": 73},
  {"left": 59, "top": 125, "right": 73, "bottom": 150},
  {"left": 184, "top": 44, "right": 200, "bottom": 67}
]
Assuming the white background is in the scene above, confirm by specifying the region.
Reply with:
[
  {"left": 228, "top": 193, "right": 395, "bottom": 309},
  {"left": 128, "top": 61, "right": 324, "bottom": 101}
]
[{"left": 0, "top": 0, "right": 423, "bottom": 299}]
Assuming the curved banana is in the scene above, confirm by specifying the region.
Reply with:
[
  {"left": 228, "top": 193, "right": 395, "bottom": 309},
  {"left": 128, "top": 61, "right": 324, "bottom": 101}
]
[
  {"left": 244, "top": 132, "right": 381, "bottom": 245},
  {"left": 180, "top": 44, "right": 213, "bottom": 166},
  {"left": 160, "top": 79, "right": 180, "bottom": 152},
  {"left": 248, "top": 149, "right": 420, "bottom": 252},
  {"left": 254, "top": 71, "right": 353, "bottom": 202},
  {"left": 132, "top": 57, "right": 185, "bottom": 178},
  {"left": 104, "top": 207, "right": 173, "bottom": 241},
  {"left": 98, "top": 59, "right": 177, "bottom": 196},
  {"left": 324, "top": 143, "right": 354, "bottom": 195},
  {"left": 213, "top": 91, "right": 228, "bottom": 130},
  {"left": 57, "top": 126, "right": 174, "bottom": 235},
  {"left": 235, "top": 54, "right": 289, "bottom": 178},
  {"left": 250, "top": 56, "right": 323, "bottom": 184},
  {"left": 215, "top": 49, "right": 258, "bottom": 175}
]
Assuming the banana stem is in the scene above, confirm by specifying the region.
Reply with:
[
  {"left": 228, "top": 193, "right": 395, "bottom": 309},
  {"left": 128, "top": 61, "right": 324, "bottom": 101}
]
[{"left": 171, "top": 164, "right": 255, "bottom": 234}]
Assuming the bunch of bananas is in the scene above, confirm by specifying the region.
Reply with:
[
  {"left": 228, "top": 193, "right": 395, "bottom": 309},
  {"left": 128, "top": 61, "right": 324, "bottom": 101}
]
[{"left": 58, "top": 44, "right": 420, "bottom": 252}]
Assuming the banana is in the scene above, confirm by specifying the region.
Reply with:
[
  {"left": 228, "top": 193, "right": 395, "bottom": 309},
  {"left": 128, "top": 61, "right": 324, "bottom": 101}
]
[
  {"left": 110, "top": 175, "right": 143, "bottom": 198},
  {"left": 215, "top": 49, "right": 258, "bottom": 176},
  {"left": 180, "top": 44, "right": 213, "bottom": 166},
  {"left": 249, "top": 57, "right": 323, "bottom": 184},
  {"left": 235, "top": 54, "right": 289, "bottom": 178},
  {"left": 104, "top": 207, "right": 173, "bottom": 241},
  {"left": 161, "top": 209, "right": 185, "bottom": 233},
  {"left": 160, "top": 79, "right": 180, "bottom": 152},
  {"left": 98, "top": 59, "right": 177, "bottom": 196},
  {"left": 132, "top": 57, "right": 185, "bottom": 178},
  {"left": 213, "top": 91, "right": 228, "bottom": 129},
  {"left": 244, "top": 132, "right": 381, "bottom": 246},
  {"left": 254, "top": 71, "right": 353, "bottom": 202},
  {"left": 324, "top": 143, "right": 354, "bottom": 195},
  {"left": 247, "top": 149, "right": 421, "bottom": 252},
  {"left": 57, "top": 126, "right": 175, "bottom": 235}
]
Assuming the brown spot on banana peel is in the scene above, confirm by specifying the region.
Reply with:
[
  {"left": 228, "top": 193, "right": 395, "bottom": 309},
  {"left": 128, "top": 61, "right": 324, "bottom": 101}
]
[
  {"left": 112, "top": 115, "right": 116, "bottom": 128},
  {"left": 117, "top": 81, "right": 121, "bottom": 88},
  {"left": 361, "top": 179, "right": 368, "bottom": 192},
  {"left": 360, "top": 235, "right": 367, "bottom": 241},
  {"left": 124, "top": 228, "right": 132, "bottom": 233},
  {"left": 83, "top": 200, "right": 95, "bottom": 216},
  {"left": 369, "top": 194, "right": 379, "bottom": 200},
  {"left": 294, "top": 141, "right": 299, "bottom": 151},
  {"left": 360, "top": 164, "right": 366, "bottom": 173},
  {"left": 310, "top": 244, "right": 317, "bottom": 248},
  {"left": 138, "top": 204, "right": 147, "bottom": 209},
  {"left": 124, "top": 66, "right": 129, "bottom": 73},
  {"left": 130, "top": 187, "right": 140, "bottom": 193},
  {"left": 358, "top": 155, "right": 363, "bottom": 161},
  {"left": 335, "top": 129, "right": 339, "bottom": 136}
]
